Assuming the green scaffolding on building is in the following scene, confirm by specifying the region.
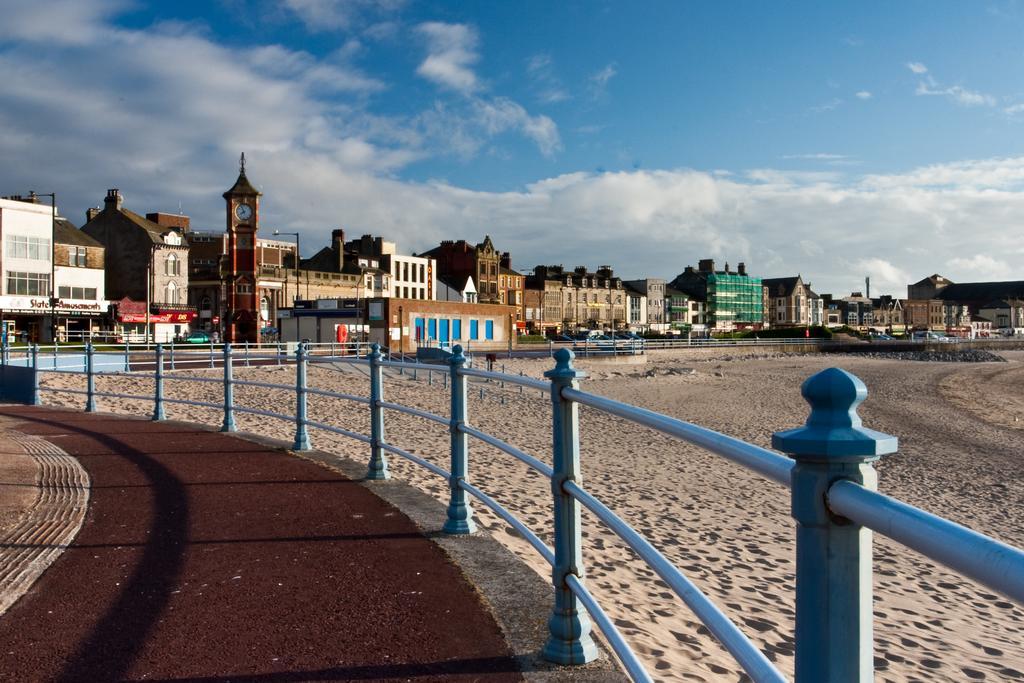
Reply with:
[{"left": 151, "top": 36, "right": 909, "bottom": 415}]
[{"left": 707, "top": 272, "right": 763, "bottom": 328}]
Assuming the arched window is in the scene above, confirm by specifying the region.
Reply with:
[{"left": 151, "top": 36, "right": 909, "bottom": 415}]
[
  {"left": 200, "top": 296, "right": 212, "bottom": 311},
  {"left": 165, "top": 253, "right": 179, "bottom": 276},
  {"left": 164, "top": 281, "right": 178, "bottom": 305}
]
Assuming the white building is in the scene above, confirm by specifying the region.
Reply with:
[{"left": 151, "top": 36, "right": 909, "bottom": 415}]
[
  {"left": 387, "top": 252, "right": 436, "bottom": 300},
  {"left": 0, "top": 196, "right": 109, "bottom": 343}
]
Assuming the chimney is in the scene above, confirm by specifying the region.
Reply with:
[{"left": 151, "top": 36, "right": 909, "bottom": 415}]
[
  {"left": 104, "top": 189, "right": 123, "bottom": 211},
  {"left": 500, "top": 251, "right": 511, "bottom": 269},
  {"left": 865, "top": 276, "right": 871, "bottom": 299},
  {"left": 724, "top": 262, "right": 730, "bottom": 274},
  {"left": 737, "top": 262, "right": 747, "bottom": 276},
  {"left": 86, "top": 207, "right": 101, "bottom": 223},
  {"left": 698, "top": 259, "right": 715, "bottom": 273},
  {"left": 332, "top": 229, "right": 345, "bottom": 272}
]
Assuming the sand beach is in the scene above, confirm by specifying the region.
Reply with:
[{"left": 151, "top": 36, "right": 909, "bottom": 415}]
[{"left": 38, "top": 347, "right": 1024, "bottom": 682}]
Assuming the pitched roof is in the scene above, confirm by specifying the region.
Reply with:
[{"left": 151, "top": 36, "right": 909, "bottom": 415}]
[
  {"left": 54, "top": 218, "right": 103, "bottom": 248},
  {"left": 937, "top": 281, "right": 1024, "bottom": 303},
  {"left": 761, "top": 276, "right": 801, "bottom": 297},
  {"left": 222, "top": 170, "right": 261, "bottom": 198}
]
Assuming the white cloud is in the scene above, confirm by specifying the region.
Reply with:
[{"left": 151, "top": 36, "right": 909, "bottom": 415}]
[
  {"left": 850, "top": 258, "right": 910, "bottom": 295},
  {"left": 948, "top": 255, "right": 1015, "bottom": 280},
  {"left": 915, "top": 82, "right": 996, "bottom": 107},
  {"left": 415, "top": 22, "right": 480, "bottom": 94},
  {"left": 907, "top": 61, "right": 928, "bottom": 74},
  {"left": 782, "top": 153, "right": 849, "bottom": 160},
  {"left": 526, "top": 53, "right": 569, "bottom": 104},
  {"left": 1004, "top": 103, "right": 1024, "bottom": 115},
  {"left": 2, "top": 7, "right": 1022, "bottom": 299},
  {"left": 588, "top": 63, "right": 618, "bottom": 100},
  {"left": 810, "top": 97, "right": 843, "bottom": 113},
  {"left": 855, "top": 90, "right": 872, "bottom": 100},
  {"left": 283, "top": 0, "right": 405, "bottom": 33}
]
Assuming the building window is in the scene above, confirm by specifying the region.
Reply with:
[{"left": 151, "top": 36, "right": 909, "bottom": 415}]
[
  {"left": 236, "top": 283, "right": 253, "bottom": 295},
  {"left": 166, "top": 253, "right": 180, "bottom": 276},
  {"left": 6, "top": 236, "right": 50, "bottom": 261},
  {"left": 164, "top": 281, "right": 179, "bottom": 304},
  {"left": 69, "top": 246, "right": 87, "bottom": 267},
  {"left": 6, "top": 271, "right": 50, "bottom": 295},
  {"left": 57, "top": 286, "right": 97, "bottom": 300}
]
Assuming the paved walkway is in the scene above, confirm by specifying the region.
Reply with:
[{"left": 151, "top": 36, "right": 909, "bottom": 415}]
[{"left": 0, "top": 406, "right": 522, "bottom": 682}]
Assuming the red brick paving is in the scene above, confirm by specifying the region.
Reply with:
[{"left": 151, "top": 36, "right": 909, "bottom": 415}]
[{"left": 0, "top": 406, "right": 522, "bottom": 682}]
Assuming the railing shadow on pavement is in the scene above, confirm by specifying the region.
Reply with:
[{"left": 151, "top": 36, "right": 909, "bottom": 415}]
[{"left": 14, "top": 341, "right": 1024, "bottom": 683}]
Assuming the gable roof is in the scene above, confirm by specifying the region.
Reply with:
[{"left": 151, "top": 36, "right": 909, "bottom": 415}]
[
  {"left": 54, "top": 218, "right": 103, "bottom": 248},
  {"left": 937, "top": 281, "right": 1024, "bottom": 303},
  {"left": 761, "top": 276, "right": 801, "bottom": 297}
]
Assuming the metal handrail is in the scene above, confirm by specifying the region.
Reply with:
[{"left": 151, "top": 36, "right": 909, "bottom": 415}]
[
  {"left": 458, "top": 480, "right": 554, "bottom": 565},
  {"left": 377, "top": 401, "right": 450, "bottom": 427},
  {"left": 26, "top": 342, "right": 1024, "bottom": 683},
  {"left": 460, "top": 367, "right": 551, "bottom": 391},
  {"left": 561, "top": 387, "right": 794, "bottom": 487},
  {"left": 563, "top": 480, "right": 784, "bottom": 682},
  {"left": 564, "top": 574, "right": 653, "bottom": 683},
  {"left": 458, "top": 425, "right": 554, "bottom": 478},
  {"left": 828, "top": 479, "right": 1024, "bottom": 604},
  {"left": 380, "top": 442, "right": 450, "bottom": 479}
]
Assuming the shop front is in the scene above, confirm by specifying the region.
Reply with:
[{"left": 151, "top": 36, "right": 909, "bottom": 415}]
[
  {"left": 115, "top": 298, "right": 196, "bottom": 343},
  {"left": 0, "top": 295, "right": 108, "bottom": 343}
]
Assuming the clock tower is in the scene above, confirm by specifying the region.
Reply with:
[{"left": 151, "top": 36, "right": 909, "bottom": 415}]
[{"left": 222, "top": 153, "right": 261, "bottom": 343}]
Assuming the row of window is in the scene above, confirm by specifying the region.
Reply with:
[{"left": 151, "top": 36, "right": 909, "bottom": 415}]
[
  {"left": 6, "top": 271, "right": 50, "bottom": 295},
  {"left": 57, "top": 286, "right": 98, "bottom": 300},
  {"left": 414, "top": 317, "right": 495, "bottom": 342},
  {"left": 6, "top": 236, "right": 50, "bottom": 261},
  {"left": 394, "top": 261, "right": 427, "bottom": 284},
  {"left": 67, "top": 246, "right": 88, "bottom": 267},
  {"left": 399, "top": 286, "right": 428, "bottom": 299}
]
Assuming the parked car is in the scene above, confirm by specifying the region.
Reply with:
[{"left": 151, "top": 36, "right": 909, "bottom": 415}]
[
  {"left": 548, "top": 334, "right": 576, "bottom": 344},
  {"left": 183, "top": 330, "right": 212, "bottom": 344},
  {"left": 869, "top": 333, "right": 895, "bottom": 341}
]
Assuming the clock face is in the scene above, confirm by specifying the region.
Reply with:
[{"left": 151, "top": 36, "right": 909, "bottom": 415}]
[{"left": 235, "top": 203, "right": 253, "bottom": 221}]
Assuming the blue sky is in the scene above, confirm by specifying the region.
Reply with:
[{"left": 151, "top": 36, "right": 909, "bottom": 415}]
[{"left": 2, "top": 0, "right": 1024, "bottom": 295}]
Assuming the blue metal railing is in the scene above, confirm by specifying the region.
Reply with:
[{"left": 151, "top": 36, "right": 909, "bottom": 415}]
[{"left": 23, "top": 342, "right": 1024, "bottom": 682}]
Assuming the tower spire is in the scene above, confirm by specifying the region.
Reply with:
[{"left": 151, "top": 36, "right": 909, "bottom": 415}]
[{"left": 239, "top": 152, "right": 246, "bottom": 174}]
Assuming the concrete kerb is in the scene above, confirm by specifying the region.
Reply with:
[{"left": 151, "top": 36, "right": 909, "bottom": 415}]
[{"left": 156, "top": 418, "right": 628, "bottom": 683}]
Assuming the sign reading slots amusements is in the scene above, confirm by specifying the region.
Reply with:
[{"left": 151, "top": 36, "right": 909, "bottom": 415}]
[{"left": 0, "top": 295, "right": 107, "bottom": 314}]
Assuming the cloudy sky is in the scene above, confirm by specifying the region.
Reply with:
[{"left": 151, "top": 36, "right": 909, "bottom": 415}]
[{"left": 3, "top": 0, "right": 1024, "bottom": 296}]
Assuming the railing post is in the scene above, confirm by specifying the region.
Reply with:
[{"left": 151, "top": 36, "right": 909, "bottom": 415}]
[
  {"left": 153, "top": 343, "right": 166, "bottom": 421},
  {"left": 85, "top": 342, "right": 96, "bottom": 412},
  {"left": 169, "top": 340, "right": 176, "bottom": 370},
  {"left": 772, "top": 368, "right": 897, "bottom": 683},
  {"left": 209, "top": 342, "right": 215, "bottom": 369},
  {"left": 293, "top": 342, "right": 311, "bottom": 451},
  {"left": 30, "top": 344, "right": 40, "bottom": 405},
  {"left": 443, "top": 344, "right": 475, "bottom": 534},
  {"left": 125, "top": 339, "right": 130, "bottom": 372},
  {"left": 221, "top": 343, "right": 236, "bottom": 432},
  {"left": 277, "top": 342, "right": 283, "bottom": 366},
  {"left": 542, "top": 348, "right": 597, "bottom": 664},
  {"left": 366, "top": 343, "right": 389, "bottom": 480}
]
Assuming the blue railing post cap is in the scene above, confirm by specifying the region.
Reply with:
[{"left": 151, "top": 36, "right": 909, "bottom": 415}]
[
  {"left": 544, "top": 347, "right": 586, "bottom": 380},
  {"left": 772, "top": 367, "right": 897, "bottom": 460},
  {"left": 450, "top": 344, "right": 466, "bottom": 364}
]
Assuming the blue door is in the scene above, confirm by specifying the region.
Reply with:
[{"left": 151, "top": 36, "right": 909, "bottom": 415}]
[
  {"left": 428, "top": 319, "right": 437, "bottom": 340},
  {"left": 415, "top": 318, "right": 425, "bottom": 342},
  {"left": 485, "top": 320, "right": 494, "bottom": 340},
  {"left": 439, "top": 319, "right": 450, "bottom": 343},
  {"left": 452, "top": 319, "right": 462, "bottom": 340},
  {"left": 469, "top": 320, "right": 479, "bottom": 340}
]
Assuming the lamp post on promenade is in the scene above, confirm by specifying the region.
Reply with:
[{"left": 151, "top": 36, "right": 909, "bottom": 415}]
[
  {"left": 31, "top": 192, "right": 57, "bottom": 342},
  {"left": 273, "top": 231, "right": 301, "bottom": 303}
]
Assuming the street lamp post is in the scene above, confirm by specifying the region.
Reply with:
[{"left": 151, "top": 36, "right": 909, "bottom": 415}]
[
  {"left": 273, "top": 231, "right": 301, "bottom": 303},
  {"left": 32, "top": 192, "right": 57, "bottom": 343}
]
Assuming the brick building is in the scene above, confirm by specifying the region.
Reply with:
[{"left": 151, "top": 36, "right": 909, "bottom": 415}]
[
  {"left": 422, "top": 236, "right": 502, "bottom": 304},
  {"left": 82, "top": 189, "right": 195, "bottom": 342}
]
